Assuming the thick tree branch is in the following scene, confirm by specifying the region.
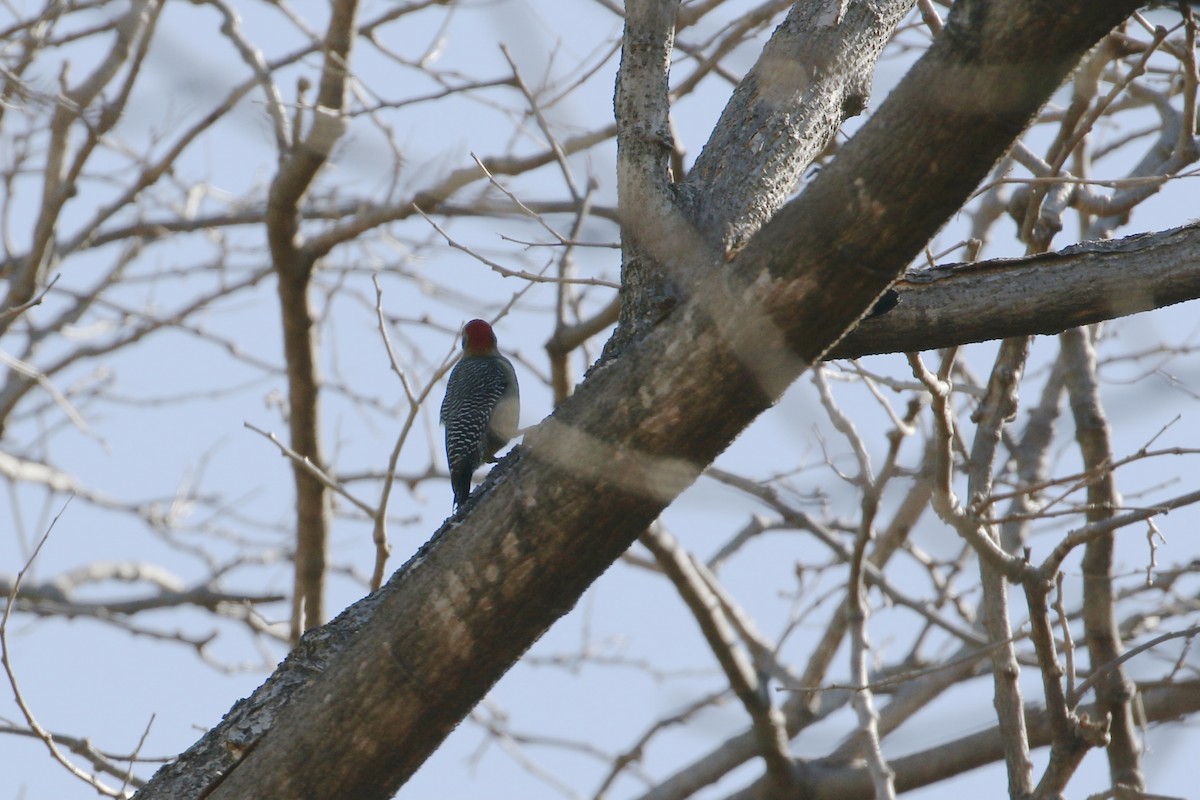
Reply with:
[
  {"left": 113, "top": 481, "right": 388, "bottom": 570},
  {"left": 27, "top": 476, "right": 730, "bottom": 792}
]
[
  {"left": 682, "top": 0, "right": 913, "bottom": 253},
  {"left": 830, "top": 222, "right": 1200, "bottom": 360},
  {"left": 611, "top": 0, "right": 688, "bottom": 347}
]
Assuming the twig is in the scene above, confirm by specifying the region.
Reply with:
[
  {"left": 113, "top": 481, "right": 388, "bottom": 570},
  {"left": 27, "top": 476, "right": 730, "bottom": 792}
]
[
  {"left": 1054, "top": 572, "right": 1077, "bottom": 698},
  {"left": 916, "top": 0, "right": 943, "bottom": 36},
  {"left": 1038, "top": 484, "right": 1200, "bottom": 580},
  {"left": 368, "top": 276, "right": 459, "bottom": 588},
  {"left": 1, "top": 497, "right": 122, "bottom": 797},
  {"left": 243, "top": 422, "right": 375, "bottom": 518},
  {"left": 0, "top": 272, "right": 59, "bottom": 322},
  {"left": 121, "top": 713, "right": 156, "bottom": 796},
  {"left": 1070, "top": 625, "right": 1200, "bottom": 708},
  {"left": 783, "top": 635, "right": 1018, "bottom": 695},
  {"left": 846, "top": 517, "right": 896, "bottom": 800},
  {"left": 639, "top": 525, "right": 796, "bottom": 796},
  {"left": 414, "top": 199, "right": 618, "bottom": 288},
  {"left": 1020, "top": 27, "right": 1169, "bottom": 244},
  {"left": 499, "top": 45, "right": 580, "bottom": 201},
  {"left": 0, "top": 346, "right": 103, "bottom": 446},
  {"left": 590, "top": 689, "right": 727, "bottom": 800}
]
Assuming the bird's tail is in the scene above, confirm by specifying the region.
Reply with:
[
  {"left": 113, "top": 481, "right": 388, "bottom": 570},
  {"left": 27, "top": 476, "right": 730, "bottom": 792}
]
[{"left": 451, "top": 466, "right": 473, "bottom": 509}]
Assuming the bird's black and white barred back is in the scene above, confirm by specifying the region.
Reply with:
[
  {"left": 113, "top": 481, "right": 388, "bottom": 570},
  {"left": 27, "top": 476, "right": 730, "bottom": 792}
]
[{"left": 440, "top": 319, "right": 520, "bottom": 509}]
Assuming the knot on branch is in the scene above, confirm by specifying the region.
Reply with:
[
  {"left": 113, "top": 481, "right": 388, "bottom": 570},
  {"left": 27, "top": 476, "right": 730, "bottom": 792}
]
[{"left": 1075, "top": 710, "right": 1112, "bottom": 749}]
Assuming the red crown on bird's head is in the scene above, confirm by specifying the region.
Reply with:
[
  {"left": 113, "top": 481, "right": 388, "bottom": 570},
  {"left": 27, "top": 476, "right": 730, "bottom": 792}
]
[{"left": 462, "top": 319, "right": 498, "bottom": 354}]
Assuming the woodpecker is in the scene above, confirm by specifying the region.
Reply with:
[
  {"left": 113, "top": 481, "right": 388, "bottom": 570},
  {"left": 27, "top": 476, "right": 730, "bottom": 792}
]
[{"left": 440, "top": 319, "right": 520, "bottom": 509}]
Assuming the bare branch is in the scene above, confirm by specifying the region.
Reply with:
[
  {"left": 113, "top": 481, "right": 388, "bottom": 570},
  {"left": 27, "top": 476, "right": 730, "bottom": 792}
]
[
  {"left": 1, "top": 497, "right": 122, "bottom": 797},
  {"left": 640, "top": 525, "right": 796, "bottom": 795}
]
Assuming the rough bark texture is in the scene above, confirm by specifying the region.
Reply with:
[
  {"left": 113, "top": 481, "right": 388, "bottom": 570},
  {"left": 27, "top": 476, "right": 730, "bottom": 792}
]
[
  {"left": 681, "top": 0, "right": 912, "bottom": 253},
  {"left": 830, "top": 223, "right": 1200, "bottom": 359},
  {"left": 612, "top": 0, "right": 913, "bottom": 351},
  {"left": 134, "top": 1, "right": 1146, "bottom": 797},
  {"left": 611, "top": 0, "right": 682, "bottom": 352}
]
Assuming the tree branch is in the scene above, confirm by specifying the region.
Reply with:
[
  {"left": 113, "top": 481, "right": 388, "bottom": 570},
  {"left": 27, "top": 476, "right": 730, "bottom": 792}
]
[
  {"left": 640, "top": 525, "right": 796, "bottom": 795},
  {"left": 830, "top": 222, "right": 1200, "bottom": 360},
  {"left": 266, "top": 0, "right": 360, "bottom": 641},
  {"left": 723, "top": 679, "right": 1200, "bottom": 800},
  {"left": 1061, "top": 325, "right": 1144, "bottom": 790}
]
